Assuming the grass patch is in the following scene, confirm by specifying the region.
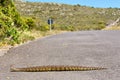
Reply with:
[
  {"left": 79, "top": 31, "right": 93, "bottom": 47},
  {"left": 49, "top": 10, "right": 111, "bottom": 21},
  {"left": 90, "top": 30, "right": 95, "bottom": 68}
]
[
  {"left": 102, "top": 26, "right": 120, "bottom": 30},
  {"left": 0, "top": 30, "right": 66, "bottom": 48}
]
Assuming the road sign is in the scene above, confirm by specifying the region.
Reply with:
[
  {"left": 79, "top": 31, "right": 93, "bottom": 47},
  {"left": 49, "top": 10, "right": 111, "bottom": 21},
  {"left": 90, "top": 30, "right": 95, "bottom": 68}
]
[
  {"left": 48, "top": 19, "right": 53, "bottom": 25},
  {"left": 48, "top": 18, "right": 53, "bottom": 31}
]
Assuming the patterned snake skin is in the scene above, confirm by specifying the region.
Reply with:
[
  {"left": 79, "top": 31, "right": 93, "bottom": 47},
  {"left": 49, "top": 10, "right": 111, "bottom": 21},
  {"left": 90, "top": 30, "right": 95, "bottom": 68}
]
[{"left": 10, "top": 65, "right": 107, "bottom": 72}]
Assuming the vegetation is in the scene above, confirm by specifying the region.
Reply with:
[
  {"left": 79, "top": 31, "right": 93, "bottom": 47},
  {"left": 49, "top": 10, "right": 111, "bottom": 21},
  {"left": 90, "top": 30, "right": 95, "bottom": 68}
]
[
  {"left": 0, "top": 0, "right": 36, "bottom": 46},
  {"left": 103, "top": 26, "right": 120, "bottom": 30}
]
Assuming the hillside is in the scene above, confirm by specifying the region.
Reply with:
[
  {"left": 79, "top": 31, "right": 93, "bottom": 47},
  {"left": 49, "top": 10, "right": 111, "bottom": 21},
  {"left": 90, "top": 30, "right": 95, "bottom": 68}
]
[{"left": 14, "top": 1, "right": 120, "bottom": 31}]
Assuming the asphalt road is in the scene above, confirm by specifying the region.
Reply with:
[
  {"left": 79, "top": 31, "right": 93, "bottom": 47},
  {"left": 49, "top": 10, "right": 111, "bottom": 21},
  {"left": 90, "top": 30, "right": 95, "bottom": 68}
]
[{"left": 0, "top": 30, "right": 120, "bottom": 80}]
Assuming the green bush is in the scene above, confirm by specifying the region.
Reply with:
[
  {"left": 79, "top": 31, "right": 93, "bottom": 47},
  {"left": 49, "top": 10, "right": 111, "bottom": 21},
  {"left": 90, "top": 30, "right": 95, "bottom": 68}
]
[
  {"left": 59, "top": 25, "right": 76, "bottom": 31},
  {"left": 39, "top": 25, "right": 49, "bottom": 31},
  {"left": 25, "top": 17, "right": 36, "bottom": 30},
  {"left": 5, "top": 27, "right": 20, "bottom": 45},
  {"left": 0, "top": 0, "right": 37, "bottom": 46}
]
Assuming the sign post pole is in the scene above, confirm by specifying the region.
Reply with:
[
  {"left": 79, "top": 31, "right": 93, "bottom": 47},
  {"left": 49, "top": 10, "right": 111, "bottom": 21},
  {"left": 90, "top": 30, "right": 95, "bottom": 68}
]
[{"left": 49, "top": 18, "right": 52, "bottom": 31}]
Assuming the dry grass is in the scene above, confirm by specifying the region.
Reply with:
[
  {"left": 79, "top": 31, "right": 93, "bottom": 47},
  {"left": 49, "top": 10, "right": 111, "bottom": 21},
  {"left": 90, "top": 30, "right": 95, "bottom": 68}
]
[
  {"left": 0, "top": 30, "right": 67, "bottom": 49},
  {"left": 102, "top": 26, "right": 120, "bottom": 30}
]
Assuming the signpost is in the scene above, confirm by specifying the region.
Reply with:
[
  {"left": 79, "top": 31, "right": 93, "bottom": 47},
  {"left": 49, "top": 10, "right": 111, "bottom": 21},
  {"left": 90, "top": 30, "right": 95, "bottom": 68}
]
[{"left": 48, "top": 18, "right": 53, "bottom": 31}]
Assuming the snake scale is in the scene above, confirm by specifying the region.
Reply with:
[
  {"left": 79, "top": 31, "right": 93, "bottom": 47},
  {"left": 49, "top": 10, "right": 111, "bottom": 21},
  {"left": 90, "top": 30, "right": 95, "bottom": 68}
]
[{"left": 10, "top": 65, "right": 106, "bottom": 72}]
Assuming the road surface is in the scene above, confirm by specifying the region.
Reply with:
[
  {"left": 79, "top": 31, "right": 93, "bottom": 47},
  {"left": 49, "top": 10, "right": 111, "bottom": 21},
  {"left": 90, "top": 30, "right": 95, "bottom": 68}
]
[{"left": 0, "top": 30, "right": 120, "bottom": 80}]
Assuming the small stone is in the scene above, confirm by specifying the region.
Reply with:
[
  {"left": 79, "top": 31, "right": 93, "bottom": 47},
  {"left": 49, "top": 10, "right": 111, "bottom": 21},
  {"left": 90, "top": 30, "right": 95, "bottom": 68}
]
[{"left": 6, "top": 77, "right": 10, "bottom": 79}]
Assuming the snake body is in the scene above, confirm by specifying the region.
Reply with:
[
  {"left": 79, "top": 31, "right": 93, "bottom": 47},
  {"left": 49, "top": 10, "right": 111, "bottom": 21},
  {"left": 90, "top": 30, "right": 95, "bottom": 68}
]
[{"left": 10, "top": 65, "right": 106, "bottom": 72}]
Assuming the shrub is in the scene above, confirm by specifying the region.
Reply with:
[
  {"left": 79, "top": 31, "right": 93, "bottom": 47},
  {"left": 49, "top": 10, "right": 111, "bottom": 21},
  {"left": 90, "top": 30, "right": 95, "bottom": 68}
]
[
  {"left": 0, "top": 0, "right": 36, "bottom": 46},
  {"left": 25, "top": 17, "right": 36, "bottom": 30},
  {"left": 39, "top": 25, "right": 50, "bottom": 31}
]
